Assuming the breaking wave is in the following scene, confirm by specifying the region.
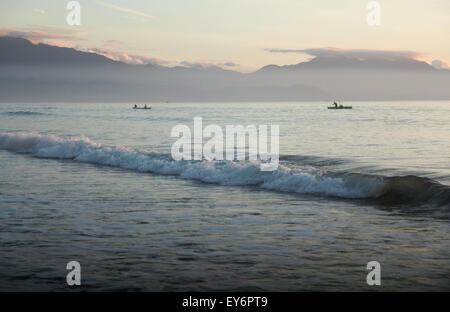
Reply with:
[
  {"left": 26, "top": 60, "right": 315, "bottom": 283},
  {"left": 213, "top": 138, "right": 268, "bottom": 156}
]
[{"left": 0, "top": 132, "right": 449, "bottom": 210}]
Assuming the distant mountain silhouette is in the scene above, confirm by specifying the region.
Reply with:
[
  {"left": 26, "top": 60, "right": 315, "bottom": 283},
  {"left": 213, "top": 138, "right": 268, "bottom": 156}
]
[
  {"left": 0, "top": 37, "right": 123, "bottom": 66},
  {"left": 0, "top": 36, "right": 449, "bottom": 101},
  {"left": 258, "top": 55, "right": 436, "bottom": 72}
]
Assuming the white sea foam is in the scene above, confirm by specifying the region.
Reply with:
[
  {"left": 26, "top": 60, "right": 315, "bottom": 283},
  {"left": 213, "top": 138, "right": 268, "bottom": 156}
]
[{"left": 0, "top": 132, "right": 384, "bottom": 199}]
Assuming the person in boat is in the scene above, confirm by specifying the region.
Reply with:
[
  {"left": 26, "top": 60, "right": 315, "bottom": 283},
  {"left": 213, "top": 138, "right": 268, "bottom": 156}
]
[
  {"left": 339, "top": 104, "right": 344, "bottom": 108},
  {"left": 144, "top": 104, "right": 148, "bottom": 109},
  {"left": 334, "top": 102, "right": 338, "bottom": 108},
  {"left": 134, "top": 104, "right": 138, "bottom": 109}
]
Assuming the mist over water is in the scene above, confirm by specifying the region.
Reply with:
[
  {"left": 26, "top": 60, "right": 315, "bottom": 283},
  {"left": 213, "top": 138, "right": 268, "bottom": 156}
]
[{"left": 0, "top": 101, "right": 449, "bottom": 291}]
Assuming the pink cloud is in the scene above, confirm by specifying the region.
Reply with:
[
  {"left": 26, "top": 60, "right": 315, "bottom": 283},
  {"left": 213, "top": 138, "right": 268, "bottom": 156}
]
[
  {"left": 0, "top": 26, "right": 86, "bottom": 44},
  {"left": 431, "top": 59, "right": 449, "bottom": 70},
  {"left": 88, "top": 47, "right": 170, "bottom": 66}
]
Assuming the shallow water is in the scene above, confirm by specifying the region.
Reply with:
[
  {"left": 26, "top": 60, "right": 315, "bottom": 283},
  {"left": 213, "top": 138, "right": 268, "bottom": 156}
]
[{"left": 0, "top": 101, "right": 449, "bottom": 291}]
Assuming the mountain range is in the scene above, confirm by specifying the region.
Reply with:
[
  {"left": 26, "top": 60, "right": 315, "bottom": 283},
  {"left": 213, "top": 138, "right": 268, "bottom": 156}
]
[{"left": 1, "top": 36, "right": 449, "bottom": 102}]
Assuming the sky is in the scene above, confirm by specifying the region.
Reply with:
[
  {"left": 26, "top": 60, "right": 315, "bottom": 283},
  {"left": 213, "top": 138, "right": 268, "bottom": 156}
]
[{"left": 0, "top": 0, "right": 449, "bottom": 72}]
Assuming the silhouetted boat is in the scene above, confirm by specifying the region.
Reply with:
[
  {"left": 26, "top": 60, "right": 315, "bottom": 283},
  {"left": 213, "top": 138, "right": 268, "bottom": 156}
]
[{"left": 328, "top": 101, "right": 352, "bottom": 109}]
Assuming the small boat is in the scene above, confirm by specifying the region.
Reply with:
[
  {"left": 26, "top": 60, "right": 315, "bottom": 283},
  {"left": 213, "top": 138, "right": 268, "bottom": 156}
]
[
  {"left": 133, "top": 105, "right": 151, "bottom": 110},
  {"left": 328, "top": 101, "right": 352, "bottom": 109},
  {"left": 328, "top": 106, "right": 352, "bottom": 109}
]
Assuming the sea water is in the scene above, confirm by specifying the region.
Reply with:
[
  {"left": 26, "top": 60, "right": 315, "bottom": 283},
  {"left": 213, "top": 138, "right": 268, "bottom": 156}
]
[{"left": 0, "top": 101, "right": 449, "bottom": 291}]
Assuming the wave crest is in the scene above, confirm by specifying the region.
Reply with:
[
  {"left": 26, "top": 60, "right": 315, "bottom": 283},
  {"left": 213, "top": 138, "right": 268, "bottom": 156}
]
[{"left": 1, "top": 132, "right": 449, "bottom": 211}]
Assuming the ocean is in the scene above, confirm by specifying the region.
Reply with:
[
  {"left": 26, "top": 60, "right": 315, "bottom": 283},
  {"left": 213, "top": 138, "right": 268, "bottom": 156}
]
[{"left": 0, "top": 101, "right": 449, "bottom": 291}]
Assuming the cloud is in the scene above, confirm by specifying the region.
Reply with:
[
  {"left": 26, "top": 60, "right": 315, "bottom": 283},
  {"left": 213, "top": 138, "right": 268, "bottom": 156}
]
[
  {"left": 34, "top": 9, "right": 46, "bottom": 15},
  {"left": 180, "top": 61, "right": 217, "bottom": 68},
  {"left": 431, "top": 59, "right": 449, "bottom": 70},
  {"left": 88, "top": 48, "right": 169, "bottom": 66},
  {"left": 1, "top": 25, "right": 242, "bottom": 70},
  {"left": 0, "top": 26, "right": 167, "bottom": 67},
  {"left": 221, "top": 62, "right": 239, "bottom": 67},
  {"left": 0, "top": 26, "right": 86, "bottom": 44},
  {"left": 97, "top": 1, "right": 153, "bottom": 19},
  {"left": 266, "top": 47, "right": 425, "bottom": 61}
]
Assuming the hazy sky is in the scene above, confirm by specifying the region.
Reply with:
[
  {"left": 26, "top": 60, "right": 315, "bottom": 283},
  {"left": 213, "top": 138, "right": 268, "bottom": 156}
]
[{"left": 1, "top": 0, "right": 449, "bottom": 72}]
